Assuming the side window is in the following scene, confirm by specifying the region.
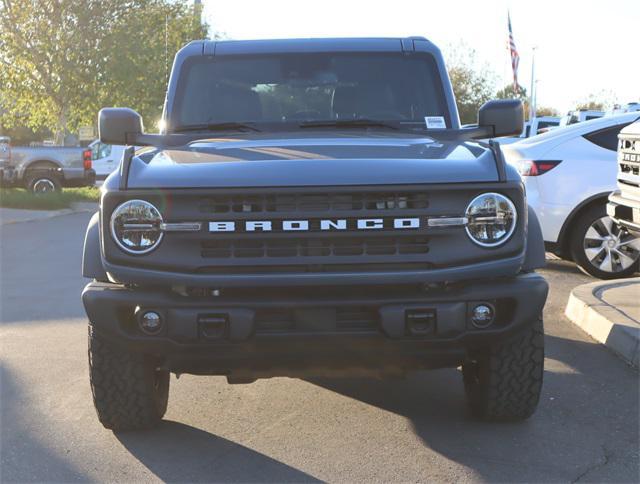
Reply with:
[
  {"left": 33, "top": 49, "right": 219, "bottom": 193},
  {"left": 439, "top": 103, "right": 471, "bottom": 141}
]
[
  {"left": 92, "top": 143, "right": 112, "bottom": 159},
  {"left": 583, "top": 124, "right": 630, "bottom": 152},
  {"left": 99, "top": 144, "right": 112, "bottom": 159}
]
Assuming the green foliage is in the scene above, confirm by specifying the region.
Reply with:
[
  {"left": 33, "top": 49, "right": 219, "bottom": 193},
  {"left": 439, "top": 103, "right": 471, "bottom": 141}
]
[
  {"left": 101, "top": 1, "right": 209, "bottom": 131},
  {"left": 0, "top": 0, "right": 208, "bottom": 141},
  {"left": 496, "top": 84, "right": 532, "bottom": 120},
  {"left": 0, "top": 187, "right": 100, "bottom": 210},
  {"left": 445, "top": 43, "right": 497, "bottom": 125},
  {"left": 574, "top": 90, "right": 619, "bottom": 112},
  {"left": 495, "top": 84, "right": 527, "bottom": 101},
  {"left": 536, "top": 106, "right": 559, "bottom": 117},
  {"left": 575, "top": 101, "right": 604, "bottom": 111}
]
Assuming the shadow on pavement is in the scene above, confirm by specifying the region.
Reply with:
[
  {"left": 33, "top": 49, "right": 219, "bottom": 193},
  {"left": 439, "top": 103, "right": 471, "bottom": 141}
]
[
  {"left": 308, "top": 333, "right": 639, "bottom": 482},
  {"left": 0, "top": 365, "right": 88, "bottom": 482},
  {"left": 115, "top": 420, "right": 320, "bottom": 483},
  {"left": 543, "top": 258, "right": 584, "bottom": 275}
]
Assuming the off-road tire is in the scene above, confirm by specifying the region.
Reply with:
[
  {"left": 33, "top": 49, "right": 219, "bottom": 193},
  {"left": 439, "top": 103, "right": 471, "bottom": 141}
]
[
  {"left": 88, "top": 324, "right": 169, "bottom": 431},
  {"left": 462, "top": 315, "right": 544, "bottom": 421},
  {"left": 25, "top": 170, "right": 62, "bottom": 194},
  {"left": 569, "top": 204, "right": 639, "bottom": 280}
]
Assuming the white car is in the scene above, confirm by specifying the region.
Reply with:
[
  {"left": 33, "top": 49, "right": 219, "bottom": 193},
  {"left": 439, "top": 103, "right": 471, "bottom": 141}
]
[
  {"left": 89, "top": 140, "right": 128, "bottom": 181},
  {"left": 502, "top": 112, "right": 640, "bottom": 279}
]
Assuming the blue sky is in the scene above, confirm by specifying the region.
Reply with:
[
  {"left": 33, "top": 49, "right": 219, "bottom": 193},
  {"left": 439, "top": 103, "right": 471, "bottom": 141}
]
[{"left": 202, "top": 0, "right": 639, "bottom": 113}]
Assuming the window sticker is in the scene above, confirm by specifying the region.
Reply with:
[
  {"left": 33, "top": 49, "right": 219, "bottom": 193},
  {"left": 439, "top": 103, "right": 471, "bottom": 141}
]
[{"left": 425, "top": 116, "right": 446, "bottom": 129}]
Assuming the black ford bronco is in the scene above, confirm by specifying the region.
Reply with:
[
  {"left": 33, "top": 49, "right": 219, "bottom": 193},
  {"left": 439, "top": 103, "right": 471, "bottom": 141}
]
[{"left": 82, "top": 37, "right": 548, "bottom": 431}]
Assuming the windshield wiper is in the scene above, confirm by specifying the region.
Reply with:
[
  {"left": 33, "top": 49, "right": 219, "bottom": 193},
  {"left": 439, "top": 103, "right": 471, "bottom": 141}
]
[
  {"left": 299, "top": 119, "right": 398, "bottom": 130},
  {"left": 173, "top": 122, "right": 261, "bottom": 133}
]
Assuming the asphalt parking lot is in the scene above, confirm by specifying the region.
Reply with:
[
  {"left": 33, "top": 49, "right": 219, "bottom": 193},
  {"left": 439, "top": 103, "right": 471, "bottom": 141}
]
[{"left": 1, "top": 211, "right": 638, "bottom": 483}]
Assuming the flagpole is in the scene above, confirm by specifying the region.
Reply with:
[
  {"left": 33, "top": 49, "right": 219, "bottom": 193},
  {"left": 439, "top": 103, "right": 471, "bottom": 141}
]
[{"left": 529, "top": 46, "right": 537, "bottom": 122}]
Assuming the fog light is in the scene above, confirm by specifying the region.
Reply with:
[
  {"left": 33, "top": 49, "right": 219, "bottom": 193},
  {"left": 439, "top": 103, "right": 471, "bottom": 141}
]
[
  {"left": 139, "top": 311, "right": 162, "bottom": 334},
  {"left": 471, "top": 304, "right": 495, "bottom": 329}
]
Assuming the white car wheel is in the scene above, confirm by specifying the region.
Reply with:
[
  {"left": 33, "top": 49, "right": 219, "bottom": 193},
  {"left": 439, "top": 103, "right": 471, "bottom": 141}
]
[
  {"left": 572, "top": 205, "right": 640, "bottom": 279},
  {"left": 583, "top": 216, "right": 640, "bottom": 273}
]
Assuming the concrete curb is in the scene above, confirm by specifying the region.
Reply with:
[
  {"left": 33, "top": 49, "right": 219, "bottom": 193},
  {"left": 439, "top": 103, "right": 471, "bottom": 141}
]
[
  {"left": 565, "top": 279, "right": 640, "bottom": 368},
  {"left": 0, "top": 202, "right": 97, "bottom": 226}
]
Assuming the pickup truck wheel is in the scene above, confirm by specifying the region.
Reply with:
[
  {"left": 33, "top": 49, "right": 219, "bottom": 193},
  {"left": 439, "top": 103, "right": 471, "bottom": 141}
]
[
  {"left": 570, "top": 204, "right": 640, "bottom": 279},
  {"left": 462, "top": 315, "right": 544, "bottom": 421},
  {"left": 88, "top": 324, "right": 169, "bottom": 431},
  {"left": 25, "top": 172, "right": 62, "bottom": 194}
]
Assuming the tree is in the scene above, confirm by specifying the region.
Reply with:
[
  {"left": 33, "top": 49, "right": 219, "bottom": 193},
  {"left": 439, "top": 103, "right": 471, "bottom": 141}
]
[
  {"left": 574, "top": 90, "right": 618, "bottom": 112},
  {"left": 496, "top": 83, "right": 533, "bottom": 121},
  {"left": 536, "top": 106, "right": 559, "bottom": 117},
  {"left": 495, "top": 84, "right": 527, "bottom": 101},
  {"left": 445, "top": 43, "right": 497, "bottom": 125},
  {"left": 576, "top": 100, "right": 604, "bottom": 111},
  {"left": 98, "top": 1, "right": 209, "bottom": 131},
  {"left": 0, "top": 0, "right": 208, "bottom": 143}
]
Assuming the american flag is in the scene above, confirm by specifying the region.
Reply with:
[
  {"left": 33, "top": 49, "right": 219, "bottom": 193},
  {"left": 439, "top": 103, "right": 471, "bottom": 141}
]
[{"left": 508, "top": 12, "right": 520, "bottom": 92}]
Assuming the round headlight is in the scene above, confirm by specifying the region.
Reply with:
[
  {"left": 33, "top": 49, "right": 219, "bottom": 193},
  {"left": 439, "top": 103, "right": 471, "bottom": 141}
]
[
  {"left": 465, "top": 193, "right": 517, "bottom": 247},
  {"left": 110, "top": 200, "right": 163, "bottom": 254}
]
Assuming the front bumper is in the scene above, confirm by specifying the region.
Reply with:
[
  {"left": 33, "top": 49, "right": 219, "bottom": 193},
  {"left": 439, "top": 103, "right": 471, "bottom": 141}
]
[
  {"left": 82, "top": 273, "right": 548, "bottom": 378},
  {"left": 607, "top": 191, "right": 640, "bottom": 236}
]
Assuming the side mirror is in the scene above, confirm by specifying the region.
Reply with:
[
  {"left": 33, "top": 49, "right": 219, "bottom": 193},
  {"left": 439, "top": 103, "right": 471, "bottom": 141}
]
[
  {"left": 98, "top": 108, "right": 143, "bottom": 145},
  {"left": 478, "top": 99, "right": 524, "bottom": 138}
]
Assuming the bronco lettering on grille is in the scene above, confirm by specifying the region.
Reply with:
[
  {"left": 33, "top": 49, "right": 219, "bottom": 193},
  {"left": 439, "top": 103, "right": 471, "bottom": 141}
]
[{"left": 208, "top": 218, "right": 422, "bottom": 233}]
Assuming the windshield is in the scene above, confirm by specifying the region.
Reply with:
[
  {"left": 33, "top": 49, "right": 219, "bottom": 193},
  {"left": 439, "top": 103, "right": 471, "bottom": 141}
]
[{"left": 171, "top": 52, "right": 448, "bottom": 130}]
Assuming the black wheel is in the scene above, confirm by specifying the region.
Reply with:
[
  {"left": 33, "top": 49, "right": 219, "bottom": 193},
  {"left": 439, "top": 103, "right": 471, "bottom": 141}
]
[
  {"left": 25, "top": 171, "right": 62, "bottom": 194},
  {"left": 88, "top": 324, "right": 169, "bottom": 431},
  {"left": 462, "top": 315, "right": 544, "bottom": 421},
  {"left": 569, "top": 204, "right": 640, "bottom": 279}
]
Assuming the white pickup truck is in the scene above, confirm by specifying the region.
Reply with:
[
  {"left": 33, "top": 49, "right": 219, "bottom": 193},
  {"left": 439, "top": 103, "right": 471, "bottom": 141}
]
[{"left": 89, "top": 140, "right": 129, "bottom": 181}]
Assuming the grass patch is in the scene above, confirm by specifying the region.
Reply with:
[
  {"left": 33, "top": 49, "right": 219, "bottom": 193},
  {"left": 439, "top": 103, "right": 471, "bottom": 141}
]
[{"left": 0, "top": 187, "right": 100, "bottom": 210}]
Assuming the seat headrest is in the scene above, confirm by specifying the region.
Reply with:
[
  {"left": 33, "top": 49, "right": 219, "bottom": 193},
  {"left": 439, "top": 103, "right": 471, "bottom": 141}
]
[
  {"left": 213, "top": 85, "right": 263, "bottom": 121},
  {"left": 331, "top": 86, "right": 358, "bottom": 119}
]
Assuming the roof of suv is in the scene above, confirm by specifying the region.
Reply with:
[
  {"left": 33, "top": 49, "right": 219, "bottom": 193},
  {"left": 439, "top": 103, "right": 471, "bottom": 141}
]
[{"left": 199, "top": 37, "right": 438, "bottom": 55}]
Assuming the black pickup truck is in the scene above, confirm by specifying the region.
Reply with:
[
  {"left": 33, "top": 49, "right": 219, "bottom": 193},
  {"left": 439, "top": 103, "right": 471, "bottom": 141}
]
[{"left": 82, "top": 37, "right": 548, "bottom": 431}]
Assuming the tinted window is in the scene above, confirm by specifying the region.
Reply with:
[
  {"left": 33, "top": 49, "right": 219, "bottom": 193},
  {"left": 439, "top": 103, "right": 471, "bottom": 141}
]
[
  {"left": 583, "top": 124, "right": 630, "bottom": 151},
  {"left": 172, "top": 53, "right": 448, "bottom": 128},
  {"left": 537, "top": 121, "right": 558, "bottom": 130},
  {"left": 92, "top": 142, "right": 112, "bottom": 160}
]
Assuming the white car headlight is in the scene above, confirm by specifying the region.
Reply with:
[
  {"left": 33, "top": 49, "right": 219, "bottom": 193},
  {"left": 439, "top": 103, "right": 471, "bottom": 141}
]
[
  {"left": 465, "top": 193, "right": 517, "bottom": 247},
  {"left": 110, "top": 200, "right": 163, "bottom": 254}
]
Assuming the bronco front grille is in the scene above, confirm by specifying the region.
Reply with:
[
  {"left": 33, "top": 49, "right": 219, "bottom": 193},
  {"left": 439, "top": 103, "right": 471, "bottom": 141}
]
[
  {"left": 199, "top": 192, "right": 429, "bottom": 214},
  {"left": 619, "top": 136, "right": 640, "bottom": 176},
  {"left": 201, "top": 235, "right": 430, "bottom": 259},
  {"left": 184, "top": 189, "right": 437, "bottom": 273},
  {"left": 618, "top": 135, "right": 640, "bottom": 200}
]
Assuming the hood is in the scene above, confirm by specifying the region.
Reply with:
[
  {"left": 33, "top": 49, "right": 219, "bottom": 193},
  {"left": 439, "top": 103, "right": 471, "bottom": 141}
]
[{"left": 126, "top": 133, "right": 499, "bottom": 189}]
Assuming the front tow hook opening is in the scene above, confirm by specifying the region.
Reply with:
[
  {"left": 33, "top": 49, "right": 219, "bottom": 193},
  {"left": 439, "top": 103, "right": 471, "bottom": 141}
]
[
  {"left": 198, "top": 314, "right": 228, "bottom": 340},
  {"left": 405, "top": 309, "right": 437, "bottom": 337}
]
